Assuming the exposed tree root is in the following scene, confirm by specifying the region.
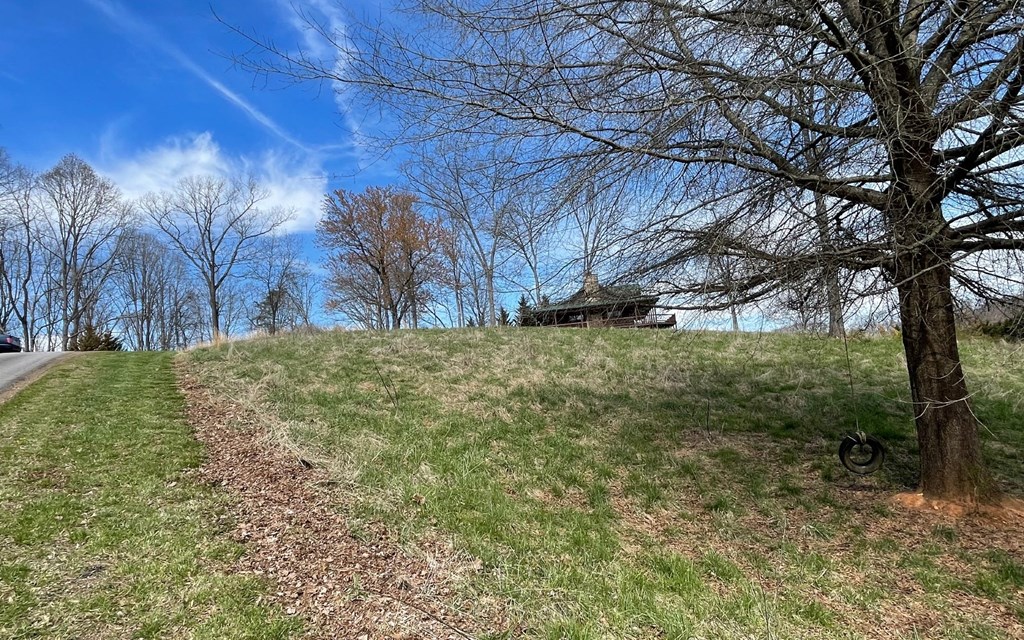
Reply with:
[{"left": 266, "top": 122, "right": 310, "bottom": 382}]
[{"left": 892, "top": 492, "right": 1024, "bottom": 523}]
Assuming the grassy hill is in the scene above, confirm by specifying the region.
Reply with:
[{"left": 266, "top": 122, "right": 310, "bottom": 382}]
[
  {"left": 0, "top": 353, "right": 298, "bottom": 639},
  {"left": 187, "top": 328, "right": 1024, "bottom": 639}
]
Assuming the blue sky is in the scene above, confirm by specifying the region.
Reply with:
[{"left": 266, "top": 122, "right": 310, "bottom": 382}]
[
  {"left": 0, "top": 2, "right": 775, "bottom": 332},
  {"left": 0, "top": 0, "right": 395, "bottom": 233}
]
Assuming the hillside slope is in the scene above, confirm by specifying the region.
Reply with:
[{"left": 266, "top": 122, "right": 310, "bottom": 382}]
[{"left": 186, "top": 329, "right": 1024, "bottom": 639}]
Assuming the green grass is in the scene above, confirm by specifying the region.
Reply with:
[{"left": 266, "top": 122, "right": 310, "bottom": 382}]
[
  {"left": 187, "top": 329, "right": 1024, "bottom": 639},
  {"left": 0, "top": 352, "right": 299, "bottom": 640}
]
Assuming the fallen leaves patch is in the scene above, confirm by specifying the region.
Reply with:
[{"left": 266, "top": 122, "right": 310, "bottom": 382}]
[{"left": 178, "top": 368, "right": 506, "bottom": 639}]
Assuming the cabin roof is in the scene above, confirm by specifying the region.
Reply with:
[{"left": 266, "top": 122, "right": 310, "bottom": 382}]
[{"left": 534, "top": 284, "right": 658, "bottom": 313}]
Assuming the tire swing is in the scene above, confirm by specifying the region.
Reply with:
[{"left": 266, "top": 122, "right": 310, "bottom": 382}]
[
  {"left": 837, "top": 336, "right": 886, "bottom": 476},
  {"left": 838, "top": 431, "right": 886, "bottom": 475}
]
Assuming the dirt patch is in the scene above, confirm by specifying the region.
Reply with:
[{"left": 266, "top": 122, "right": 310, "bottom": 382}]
[
  {"left": 177, "top": 366, "right": 508, "bottom": 639},
  {"left": 892, "top": 491, "right": 1024, "bottom": 523}
]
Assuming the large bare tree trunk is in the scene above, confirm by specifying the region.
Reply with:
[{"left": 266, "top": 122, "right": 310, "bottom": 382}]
[
  {"left": 410, "top": 288, "right": 420, "bottom": 329},
  {"left": 61, "top": 302, "right": 71, "bottom": 351},
  {"left": 485, "top": 269, "right": 496, "bottom": 327},
  {"left": 455, "top": 284, "right": 465, "bottom": 328},
  {"left": 896, "top": 252, "right": 989, "bottom": 501}
]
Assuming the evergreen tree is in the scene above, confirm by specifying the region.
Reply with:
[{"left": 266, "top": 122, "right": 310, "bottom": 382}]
[
  {"left": 99, "top": 329, "right": 124, "bottom": 351},
  {"left": 74, "top": 324, "right": 102, "bottom": 351},
  {"left": 74, "top": 324, "right": 123, "bottom": 351},
  {"left": 515, "top": 294, "right": 535, "bottom": 327}
]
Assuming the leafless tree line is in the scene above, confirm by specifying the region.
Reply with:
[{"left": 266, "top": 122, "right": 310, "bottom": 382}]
[
  {"left": 317, "top": 145, "right": 648, "bottom": 330},
  {"left": 0, "top": 149, "right": 317, "bottom": 350},
  {"left": 398, "top": 137, "right": 649, "bottom": 328},
  {"left": 323, "top": 138, "right": 854, "bottom": 333}
]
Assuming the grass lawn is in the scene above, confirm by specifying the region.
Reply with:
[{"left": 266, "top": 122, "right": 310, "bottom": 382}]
[
  {"left": 187, "top": 329, "right": 1024, "bottom": 640},
  {"left": 0, "top": 352, "right": 299, "bottom": 639}
]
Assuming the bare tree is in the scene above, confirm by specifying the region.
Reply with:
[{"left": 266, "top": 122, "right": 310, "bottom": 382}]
[
  {"left": 250, "top": 234, "right": 311, "bottom": 334},
  {"left": 0, "top": 151, "right": 45, "bottom": 349},
  {"left": 36, "top": 154, "right": 132, "bottom": 350},
  {"left": 159, "top": 285, "right": 205, "bottom": 350},
  {"left": 235, "top": 0, "right": 1024, "bottom": 501},
  {"left": 404, "top": 143, "right": 514, "bottom": 326},
  {"left": 114, "top": 230, "right": 163, "bottom": 351},
  {"left": 290, "top": 264, "right": 320, "bottom": 329},
  {"left": 113, "top": 230, "right": 202, "bottom": 350},
  {"left": 141, "top": 175, "right": 290, "bottom": 343},
  {"left": 711, "top": 252, "right": 744, "bottom": 333},
  {"left": 219, "top": 278, "right": 254, "bottom": 339},
  {"left": 502, "top": 182, "right": 560, "bottom": 305},
  {"left": 436, "top": 220, "right": 469, "bottom": 327},
  {"left": 565, "top": 184, "right": 623, "bottom": 281},
  {"left": 0, "top": 151, "right": 21, "bottom": 330}
]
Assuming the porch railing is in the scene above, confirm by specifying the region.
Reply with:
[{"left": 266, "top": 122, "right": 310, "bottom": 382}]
[{"left": 542, "top": 313, "right": 676, "bottom": 329}]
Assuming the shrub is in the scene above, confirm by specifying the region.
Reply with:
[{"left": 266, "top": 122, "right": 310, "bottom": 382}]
[
  {"left": 977, "top": 312, "right": 1024, "bottom": 341},
  {"left": 74, "top": 324, "right": 124, "bottom": 351}
]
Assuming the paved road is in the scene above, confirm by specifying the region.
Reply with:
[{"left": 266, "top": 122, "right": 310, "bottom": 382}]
[{"left": 0, "top": 352, "right": 68, "bottom": 394}]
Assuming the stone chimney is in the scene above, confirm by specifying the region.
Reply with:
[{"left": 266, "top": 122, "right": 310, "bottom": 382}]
[{"left": 583, "top": 272, "right": 600, "bottom": 296}]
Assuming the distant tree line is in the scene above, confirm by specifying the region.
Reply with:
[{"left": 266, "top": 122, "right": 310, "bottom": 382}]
[
  {"left": 0, "top": 149, "right": 317, "bottom": 351},
  {"left": 315, "top": 175, "right": 638, "bottom": 330},
  {"left": 316, "top": 159, "right": 858, "bottom": 333}
]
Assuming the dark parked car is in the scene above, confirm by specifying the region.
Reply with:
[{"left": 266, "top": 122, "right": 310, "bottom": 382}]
[{"left": 0, "top": 334, "right": 22, "bottom": 353}]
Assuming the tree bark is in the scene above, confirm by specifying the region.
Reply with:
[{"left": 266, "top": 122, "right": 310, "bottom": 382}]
[
  {"left": 485, "top": 269, "right": 496, "bottom": 327},
  {"left": 209, "top": 287, "right": 222, "bottom": 344},
  {"left": 812, "top": 192, "right": 845, "bottom": 338},
  {"left": 896, "top": 253, "right": 990, "bottom": 501},
  {"left": 825, "top": 266, "right": 845, "bottom": 338},
  {"left": 455, "top": 283, "right": 465, "bottom": 328},
  {"left": 532, "top": 267, "right": 542, "bottom": 307},
  {"left": 881, "top": 104, "right": 992, "bottom": 499},
  {"left": 60, "top": 299, "right": 71, "bottom": 351}
]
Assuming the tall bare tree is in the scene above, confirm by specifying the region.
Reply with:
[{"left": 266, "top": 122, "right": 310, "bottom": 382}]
[
  {"left": 0, "top": 151, "right": 44, "bottom": 349},
  {"left": 565, "top": 184, "right": 623, "bottom": 281},
  {"left": 36, "top": 154, "right": 132, "bottom": 350},
  {"left": 404, "top": 143, "right": 515, "bottom": 326},
  {"left": 141, "top": 175, "right": 290, "bottom": 343},
  {"left": 436, "top": 220, "right": 469, "bottom": 327},
  {"left": 291, "top": 264, "right": 320, "bottom": 329},
  {"left": 250, "top": 234, "right": 313, "bottom": 335},
  {"left": 501, "top": 186, "right": 558, "bottom": 305},
  {"left": 238, "top": 0, "right": 1024, "bottom": 501},
  {"left": 113, "top": 230, "right": 202, "bottom": 351}
]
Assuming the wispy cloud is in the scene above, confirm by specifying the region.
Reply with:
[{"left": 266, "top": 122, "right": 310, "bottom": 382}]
[
  {"left": 280, "top": 0, "right": 348, "bottom": 62},
  {"left": 277, "top": 0, "right": 375, "bottom": 159},
  {"left": 84, "top": 0, "right": 313, "bottom": 152},
  {"left": 0, "top": 69, "right": 24, "bottom": 84},
  {"left": 96, "top": 131, "right": 328, "bottom": 232}
]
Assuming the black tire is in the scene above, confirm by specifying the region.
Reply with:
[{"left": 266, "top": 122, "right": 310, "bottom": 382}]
[{"left": 839, "top": 434, "right": 885, "bottom": 475}]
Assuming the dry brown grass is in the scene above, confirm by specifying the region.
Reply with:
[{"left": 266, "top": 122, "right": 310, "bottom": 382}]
[{"left": 184, "top": 328, "right": 1024, "bottom": 639}]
